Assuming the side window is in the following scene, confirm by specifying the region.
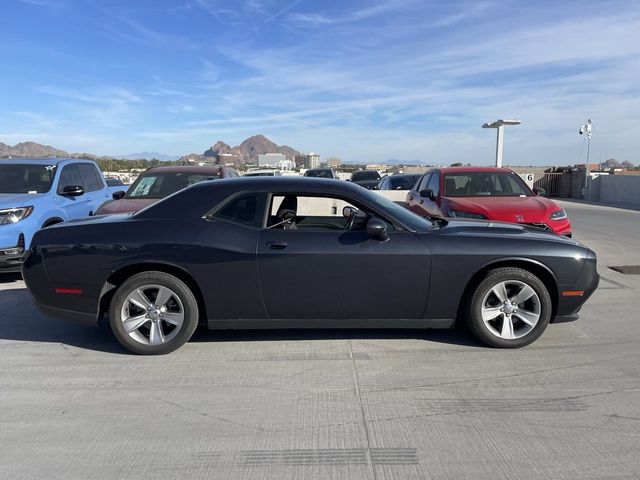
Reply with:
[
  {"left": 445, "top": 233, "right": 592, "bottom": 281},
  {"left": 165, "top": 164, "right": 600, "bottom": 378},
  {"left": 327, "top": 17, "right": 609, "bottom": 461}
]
[
  {"left": 427, "top": 173, "right": 440, "bottom": 196},
  {"left": 267, "top": 194, "right": 386, "bottom": 232},
  {"left": 210, "top": 193, "right": 267, "bottom": 228},
  {"left": 77, "top": 164, "right": 103, "bottom": 192},
  {"left": 57, "top": 164, "right": 83, "bottom": 193},
  {"left": 417, "top": 174, "right": 431, "bottom": 192}
]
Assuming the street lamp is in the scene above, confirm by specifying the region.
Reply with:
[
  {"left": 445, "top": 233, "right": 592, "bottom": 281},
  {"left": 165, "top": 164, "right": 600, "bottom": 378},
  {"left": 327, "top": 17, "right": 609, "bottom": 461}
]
[
  {"left": 482, "top": 119, "right": 522, "bottom": 168},
  {"left": 579, "top": 118, "right": 592, "bottom": 192}
]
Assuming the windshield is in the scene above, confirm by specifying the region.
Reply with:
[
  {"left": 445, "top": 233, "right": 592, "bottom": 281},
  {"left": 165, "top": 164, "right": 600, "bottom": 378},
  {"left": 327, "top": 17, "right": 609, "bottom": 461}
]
[
  {"left": 127, "top": 171, "right": 221, "bottom": 199},
  {"left": 359, "top": 187, "right": 433, "bottom": 231},
  {"left": 305, "top": 169, "right": 333, "bottom": 178},
  {"left": 388, "top": 174, "right": 421, "bottom": 190},
  {"left": 352, "top": 170, "right": 380, "bottom": 181},
  {"left": 443, "top": 172, "right": 532, "bottom": 197},
  {"left": 0, "top": 164, "right": 56, "bottom": 194}
]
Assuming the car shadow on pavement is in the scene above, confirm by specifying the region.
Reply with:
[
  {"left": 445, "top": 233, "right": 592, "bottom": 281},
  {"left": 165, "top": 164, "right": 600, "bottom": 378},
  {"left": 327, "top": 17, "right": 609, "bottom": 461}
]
[
  {"left": 189, "top": 324, "right": 486, "bottom": 348},
  {"left": 0, "top": 272, "right": 23, "bottom": 284},
  {"left": 1, "top": 280, "right": 484, "bottom": 353},
  {"left": 0, "top": 286, "right": 128, "bottom": 354}
]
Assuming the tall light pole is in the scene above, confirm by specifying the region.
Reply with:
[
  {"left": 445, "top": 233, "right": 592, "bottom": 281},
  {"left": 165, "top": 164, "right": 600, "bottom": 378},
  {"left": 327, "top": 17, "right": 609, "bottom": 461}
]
[
  {"left": 579, "top": 118, "right": 592, "bottom": 192},
  {"left": 482, "top": 119, "right": 522, "bottom": 167}
]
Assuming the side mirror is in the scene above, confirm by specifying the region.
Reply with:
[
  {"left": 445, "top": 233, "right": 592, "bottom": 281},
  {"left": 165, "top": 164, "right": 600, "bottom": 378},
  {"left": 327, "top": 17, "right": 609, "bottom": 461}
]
[
  {"left": 533, "top": 187, "right": 546, "bottom": 196},
  {"left": 62, "top": 185, "right": 84, "bottom": 197},
  {"left": 366, "top": 217, "right": 390, "bottom": 242},
  {"left": 420, "top": 189, "right": 435, "bottom": 200},
  {"left": 342, "top": 206, "right": 357, "bottom": 218},
  {"left": 112, "top": 190, "right": 126, "bottom": 200}
]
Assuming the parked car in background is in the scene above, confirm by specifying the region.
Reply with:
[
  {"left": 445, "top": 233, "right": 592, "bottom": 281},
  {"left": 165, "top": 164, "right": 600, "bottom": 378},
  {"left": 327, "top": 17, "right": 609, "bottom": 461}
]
[
  {"left": 350, "top": 170, "right": 381, "bottom": 189},
  {"left": 244, "top": 169, "right": 282, "bottom": 177},
  {"left": 0, "top": 158, "right": 112, "bottom": 272},
  {"left": 105, "top": 178, "right": 128, "bottom": 197},
  {"left": 406, "top": 167, "right": 572, "bottom": 236},
  {"left": 23, "top": 177, "right": 598, "bottom": 354},
  {"left": 303, "top": 168, "right": 338, "bottom": 179},
  {"left": 95, "top": 165, "right": 239, "bottom": 215},
  {"left": 378, "top": 173, "right": 422, "bottom": 190}
]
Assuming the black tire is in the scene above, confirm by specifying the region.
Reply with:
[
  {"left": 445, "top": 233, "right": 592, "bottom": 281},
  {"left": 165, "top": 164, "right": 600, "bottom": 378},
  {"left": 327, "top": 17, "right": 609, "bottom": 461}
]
[
  {"left": 109, "top": 271, "right": 199, "bottom": 355},
  {"left": 465, "top": 267, "right": 552, "bottom": 348}
]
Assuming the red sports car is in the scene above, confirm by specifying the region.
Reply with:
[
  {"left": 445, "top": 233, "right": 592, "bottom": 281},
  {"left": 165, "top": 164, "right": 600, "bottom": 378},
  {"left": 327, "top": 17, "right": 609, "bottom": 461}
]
[{"left": 406, "top": 167, "right": 571, "bottom": 236}]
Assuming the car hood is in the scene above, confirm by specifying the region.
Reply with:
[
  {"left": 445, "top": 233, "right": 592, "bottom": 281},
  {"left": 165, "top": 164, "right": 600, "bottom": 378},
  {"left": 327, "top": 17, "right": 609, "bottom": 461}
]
[
  {"left": 0, "top": 193, "right": 45, "bottom": 207},
  {"left": 446, "top": 196, "right": 560, "bottom": 222},
  {"left": 437, "top": 218, "right": 581, "bottom": 245},
  {"left": 95, "top": 198, "right": 156, "bottom": 215}
]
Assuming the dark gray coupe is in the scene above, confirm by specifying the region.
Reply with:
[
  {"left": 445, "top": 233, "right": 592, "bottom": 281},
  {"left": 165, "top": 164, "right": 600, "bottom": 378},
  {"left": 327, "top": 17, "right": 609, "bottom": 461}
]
[{"left": 23, "top": 177, "right": 598, "bottom": 354}]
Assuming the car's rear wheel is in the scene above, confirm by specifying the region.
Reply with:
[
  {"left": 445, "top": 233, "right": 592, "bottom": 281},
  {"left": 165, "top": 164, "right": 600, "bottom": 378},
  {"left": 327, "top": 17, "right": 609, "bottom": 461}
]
[
  {"left": 109, "top": 271, "right": 199, "bottom": 355},
  {"left": 466, "top": 267, "right": 552, "bottom": 348}
]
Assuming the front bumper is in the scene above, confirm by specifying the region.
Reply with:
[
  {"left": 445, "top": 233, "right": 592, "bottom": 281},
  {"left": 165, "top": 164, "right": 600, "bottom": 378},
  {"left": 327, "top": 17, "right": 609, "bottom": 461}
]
[
  {"left": 555, "top": 250, "right": 599, "bottom": 318},
  {"left": 0, "top": 234, "right": 26, "bottom": 273}
]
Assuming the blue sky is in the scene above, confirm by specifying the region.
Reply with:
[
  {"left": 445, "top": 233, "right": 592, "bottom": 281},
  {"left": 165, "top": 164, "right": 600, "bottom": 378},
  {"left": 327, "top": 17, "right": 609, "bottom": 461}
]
[{"left": 1, "top": 0, "right": 639, "bottom": 164}]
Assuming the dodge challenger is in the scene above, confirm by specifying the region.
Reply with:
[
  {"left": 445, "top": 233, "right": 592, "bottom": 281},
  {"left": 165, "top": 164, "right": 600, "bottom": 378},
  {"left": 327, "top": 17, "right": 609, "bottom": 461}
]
[{"left": 22, "top": 177, "right": 599, "bottom": 354}]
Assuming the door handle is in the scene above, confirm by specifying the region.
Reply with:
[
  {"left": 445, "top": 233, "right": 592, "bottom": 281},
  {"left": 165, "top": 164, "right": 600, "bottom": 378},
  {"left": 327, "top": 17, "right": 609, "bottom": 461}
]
[
  {"left": 266, "top": 240, "right": 288, "bottom": 250},
  {"left": 419, "top": 199, "right": 424, "bottom": 204}
]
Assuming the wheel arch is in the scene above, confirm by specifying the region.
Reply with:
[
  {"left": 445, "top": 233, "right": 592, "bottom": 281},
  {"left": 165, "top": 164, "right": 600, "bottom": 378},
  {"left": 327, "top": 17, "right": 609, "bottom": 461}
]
[
  {"left": 99, "top": 262, "right": 208, "bottom": 324},
  {"left": 457, "top": 257, "right": 559, "bottom": 322},
  {"left": 42, "top": 216, "right": 64, "bottom": 228}
]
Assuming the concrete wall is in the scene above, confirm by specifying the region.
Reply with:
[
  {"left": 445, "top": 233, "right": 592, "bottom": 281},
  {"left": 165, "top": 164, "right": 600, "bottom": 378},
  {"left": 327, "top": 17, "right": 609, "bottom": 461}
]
[{"left": 589, "top": 175, "right": 640, "bottom": 209}]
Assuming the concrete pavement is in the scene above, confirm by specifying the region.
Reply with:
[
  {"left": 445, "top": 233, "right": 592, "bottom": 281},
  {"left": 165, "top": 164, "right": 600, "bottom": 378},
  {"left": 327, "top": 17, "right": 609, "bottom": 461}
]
[{"left": 0, "top": 201, "right": 639, "bottom": 479}]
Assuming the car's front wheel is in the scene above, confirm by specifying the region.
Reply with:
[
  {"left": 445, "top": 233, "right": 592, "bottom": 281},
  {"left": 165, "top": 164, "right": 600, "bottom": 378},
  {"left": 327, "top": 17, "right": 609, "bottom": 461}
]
[
  {"left": 109, "top": 271, "right": 199, "bottom": 355},
  {"left": 466, "top": 267, "right": 552, "bottom": 348}
]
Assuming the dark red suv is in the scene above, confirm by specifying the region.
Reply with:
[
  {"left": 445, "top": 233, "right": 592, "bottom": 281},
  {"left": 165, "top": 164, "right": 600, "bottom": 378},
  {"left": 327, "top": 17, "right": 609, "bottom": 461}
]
[
  {"left": 95, "top": 165, "right": 239, "bottom": 215},
  {"left": 406, "top": 167, "right": 571, "bottom": 236}
]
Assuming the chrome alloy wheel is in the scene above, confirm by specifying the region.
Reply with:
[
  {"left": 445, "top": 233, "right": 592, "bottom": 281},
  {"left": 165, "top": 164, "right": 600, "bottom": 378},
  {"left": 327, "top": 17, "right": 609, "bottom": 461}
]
[
  {"left": 120, "top": 284, "right": 185, "bottom": 346},
  {"left": 480, "top": 280, "right": 541, "bottom": 340}
]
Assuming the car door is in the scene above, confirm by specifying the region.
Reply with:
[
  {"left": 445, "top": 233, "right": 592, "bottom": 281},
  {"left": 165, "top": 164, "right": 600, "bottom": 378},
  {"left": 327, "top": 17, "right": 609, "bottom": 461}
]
[
  {"left": 407, "top": 173, "right": 431, "bottom": 216},
  {"left": 257, "top": 193, "right": 430, "bottom": 321},
  {"left": 419, "top": 172, "right": 442, "bottom": 217},
  {"left": 77, "top": 163, "right": 111, "bottom": 212},
  {"left": 55, "top": 164, "right": 93, "bottom": 219}
]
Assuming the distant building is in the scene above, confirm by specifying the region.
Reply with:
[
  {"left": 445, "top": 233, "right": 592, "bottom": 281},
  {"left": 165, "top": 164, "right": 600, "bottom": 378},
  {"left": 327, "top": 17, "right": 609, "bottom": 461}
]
[
  {"left": 276, "top": 159, "right": 294, "bottom": 170},
  {"left": 258, "top": 153, "right": 287, "bottom": 167},
  {"left": 366, "top": 164, "right": 386, "bottom": 171},
  {"left": 403, "top": 165, "right": 430, "bottom": 174},
  {"left": 326, "top": 157, "right": 342, "bottom": 168},
  {"left": 294, "top": 155, "right": 306, "bottom": 168},
  {"left": 217, "top": 153, "right": 241, "bottom": 167},
  {"left": 305, "top": 152, "right": 321, "bottom": 169}
]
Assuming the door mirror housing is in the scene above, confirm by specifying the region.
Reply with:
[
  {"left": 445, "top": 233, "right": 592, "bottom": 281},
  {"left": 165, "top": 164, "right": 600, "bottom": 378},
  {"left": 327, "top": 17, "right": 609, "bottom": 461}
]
[
  {"left": 61, "top": 185, "right": 85, "bottom": 197},
  {"left": 112, "top": 190, "right": 126, "bottom": 200},
  {"left": 366, "top": 217, "right": 390, "bottom": 242},
  {"left": 533, "top": 187, "right": 546, "bottom": 197},
  {"left": 420, "top": 189, "right": 435, "bottom": 200}
]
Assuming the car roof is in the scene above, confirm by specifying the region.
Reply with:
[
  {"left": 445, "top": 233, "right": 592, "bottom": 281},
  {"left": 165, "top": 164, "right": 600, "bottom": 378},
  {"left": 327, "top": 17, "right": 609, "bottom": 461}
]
[
  {"left": 143, "top": 165, "right": 230, "bottom": 174},
  {"left": 432, "top": 166, "right": 515, "bottom": 174},
  {"left": 190, "top": 175, "right": 351, "bottom": 193}
]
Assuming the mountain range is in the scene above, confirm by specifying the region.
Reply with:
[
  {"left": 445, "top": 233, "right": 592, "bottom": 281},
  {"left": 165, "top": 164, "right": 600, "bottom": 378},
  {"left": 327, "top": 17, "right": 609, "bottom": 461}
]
[
  {"left": 116, "top": 152, "right": 180, "bottom": 161},
  {"left": 0, "top": 141, "right": 69, "bottom": 158},
  {"left": 0, "top": 135, "right": 302, "bottom": 165},
  {"left": 182, "top": 134, "right": 301, "bottom": 165}
]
